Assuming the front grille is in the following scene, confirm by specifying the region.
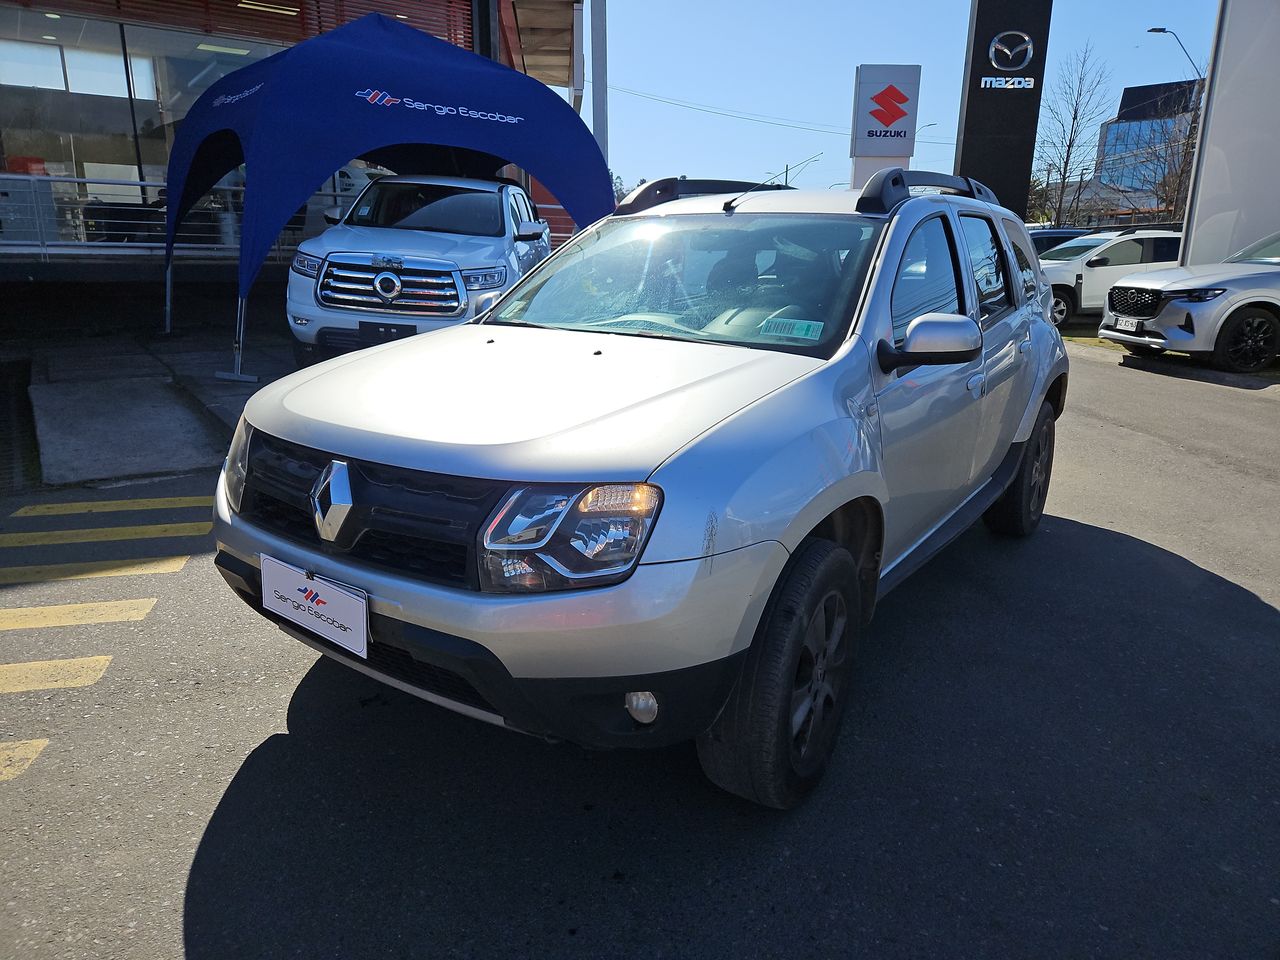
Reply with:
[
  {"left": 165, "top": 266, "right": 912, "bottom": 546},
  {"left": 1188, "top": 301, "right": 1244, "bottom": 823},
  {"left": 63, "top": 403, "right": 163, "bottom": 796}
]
[
  {"left": 241, "top": 431, "right": 509, "bottom": 590},
  {"left": 1109, "top": 286, "right": 1163, "bottom": 319},
  {"left": 317, "top": 254, "right": 465, "bottom": 317}
]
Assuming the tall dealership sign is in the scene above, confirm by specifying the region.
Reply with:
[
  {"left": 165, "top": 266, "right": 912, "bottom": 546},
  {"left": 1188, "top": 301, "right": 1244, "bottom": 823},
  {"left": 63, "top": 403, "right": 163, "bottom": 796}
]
[
  {"left": 953, "top": 0, "right": 1054, "bottom": 218},
  {"left": 1183, "top": 0, "right": 1279, "bottom": 265},
  {"left": 849, "top": 64, "right": 922, "bottom": 188}
]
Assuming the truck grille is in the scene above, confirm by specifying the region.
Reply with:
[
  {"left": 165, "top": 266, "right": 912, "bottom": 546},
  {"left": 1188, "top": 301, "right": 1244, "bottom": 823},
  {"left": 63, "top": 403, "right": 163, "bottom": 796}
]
[
  {"left": 240, "top": 431, "right": 509, "bottom": 590},
  {"left": 1109, "top": 286, "right": 1163, "bottom": 319},
  {"left": 317, "top": 254, "right": 465, "bottom": 317}
]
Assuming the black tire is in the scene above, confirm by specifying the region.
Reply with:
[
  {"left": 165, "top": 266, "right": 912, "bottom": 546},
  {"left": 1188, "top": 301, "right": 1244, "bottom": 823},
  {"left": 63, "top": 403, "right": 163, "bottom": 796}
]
[
  {"left": 983, "top": 401, "right": 1056, "bottom": 537},
  {"left": 1212, "top": 307, "right": 1279, "bottom": 373},
  {"left": 1123, "top": 343, "right": 1165, "bottom": 358},
  {"left": 696, "top": 540, "right": 860, "bottom": 809},
  {"left": 1050, "top": 288, "right": 1075, "bottom": 328}
]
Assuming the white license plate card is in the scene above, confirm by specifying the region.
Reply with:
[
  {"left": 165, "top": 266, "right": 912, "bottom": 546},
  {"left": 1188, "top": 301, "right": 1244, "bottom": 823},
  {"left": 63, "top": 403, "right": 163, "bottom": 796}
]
[
  {"left": 1115, "top": 316, "right": 1141, "bottom": 332},
  {"left": 260, "top": 555, "right": 369, "bottom": 658}
]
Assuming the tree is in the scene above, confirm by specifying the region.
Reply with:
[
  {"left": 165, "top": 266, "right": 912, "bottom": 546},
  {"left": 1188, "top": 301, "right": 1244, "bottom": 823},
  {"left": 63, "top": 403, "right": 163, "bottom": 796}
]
[
  {"left": 1034, "top": 43, "right": 1113, "bottom": 226},
  {"left": 610, "top": 172, "right": 647, "bottom": 203}
]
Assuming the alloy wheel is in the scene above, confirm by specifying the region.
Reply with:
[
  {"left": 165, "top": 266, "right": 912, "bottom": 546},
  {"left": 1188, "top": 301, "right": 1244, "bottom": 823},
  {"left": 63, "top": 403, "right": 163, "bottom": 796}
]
[
  {"left": 1051, "top": 297, "right": 1068, "bottom": 326},
  {"left": 789, "top": 590, "right": 849, "bottom": 774},
  {"left": 1226, "top": 314, "right": 1278, "bottom": 371},
  {"left": 1028, "top": 418, "right": 1053, "bottom": 515}
]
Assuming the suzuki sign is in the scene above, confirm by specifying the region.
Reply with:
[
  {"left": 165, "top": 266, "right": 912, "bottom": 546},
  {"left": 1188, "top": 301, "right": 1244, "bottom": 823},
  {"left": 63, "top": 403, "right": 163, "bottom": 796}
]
[{"left": 851, "top": 64, "right": 922, "bottom": 159}]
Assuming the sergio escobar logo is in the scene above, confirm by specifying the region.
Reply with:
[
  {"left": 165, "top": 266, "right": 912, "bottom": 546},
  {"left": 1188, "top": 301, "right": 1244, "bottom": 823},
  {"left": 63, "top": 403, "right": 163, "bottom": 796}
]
[
  {"left": 355, "top": 88, "right": 523, "bottom": 124},
  {"left": 272, "top": 588, "right": 353, "bottom": 633}
]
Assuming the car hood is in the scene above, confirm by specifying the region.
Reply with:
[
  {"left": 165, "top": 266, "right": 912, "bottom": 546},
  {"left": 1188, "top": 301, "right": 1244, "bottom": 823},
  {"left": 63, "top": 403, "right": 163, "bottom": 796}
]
[
  {"left": 299, "top": 224, "right": 508, "bottom": 269},
  {"left": 1114, "top": 261, "right": 1280, "bottom": 290},
  {"left": 244, "top": 324, "right": 823, "bottom": 482}
]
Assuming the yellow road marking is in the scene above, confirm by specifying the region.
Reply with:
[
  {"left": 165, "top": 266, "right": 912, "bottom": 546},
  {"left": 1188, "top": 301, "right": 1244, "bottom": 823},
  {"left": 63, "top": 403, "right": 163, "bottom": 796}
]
[
  {"left": 0, "top": 555, "right": 188, "bottom": 586},
  {"left": 0, "top": 739, "right": 49, "bottom": 782},
  {"left": 12, "top": 496, "right": 214, "bottom": 517},
  {"left": 0, "top": 599, "right": 155, "bottom": 632},
  {"left": 0, "top": 522, "right": 211, "bottom": 548},
  {"left": 0, "top": 655, "right": 112, "bottom": 693}
]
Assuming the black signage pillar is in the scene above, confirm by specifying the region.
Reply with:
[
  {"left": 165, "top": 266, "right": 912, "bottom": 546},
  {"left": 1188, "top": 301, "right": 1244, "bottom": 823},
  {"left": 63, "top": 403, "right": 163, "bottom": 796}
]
[{"left": 953, "top": 0, "right": 1054, "bottom": 218}]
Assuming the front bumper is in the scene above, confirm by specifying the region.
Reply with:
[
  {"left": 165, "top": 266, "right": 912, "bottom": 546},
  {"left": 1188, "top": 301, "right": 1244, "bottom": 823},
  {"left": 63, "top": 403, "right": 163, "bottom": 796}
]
[
  {"left": 213, "top": 477, "right": 789, "bottom": 748},
  {"left": 285, "top": 270, "right": 476, "bottom": 349},
  {"left": 1098, "top": 295, "right": 1225, "bottom": 353}
]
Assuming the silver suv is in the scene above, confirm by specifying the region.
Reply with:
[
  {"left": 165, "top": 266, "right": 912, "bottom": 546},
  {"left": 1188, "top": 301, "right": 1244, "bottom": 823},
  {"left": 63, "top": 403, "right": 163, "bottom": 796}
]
[{"left": 214, "top": 169, "right": 1069, "bottom": 808}]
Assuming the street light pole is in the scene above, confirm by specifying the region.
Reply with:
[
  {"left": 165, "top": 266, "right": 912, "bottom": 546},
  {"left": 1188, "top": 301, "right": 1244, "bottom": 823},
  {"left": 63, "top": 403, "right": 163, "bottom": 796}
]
[{"left": 1147, "top": 27, "right": 1204, "bottom": 80}]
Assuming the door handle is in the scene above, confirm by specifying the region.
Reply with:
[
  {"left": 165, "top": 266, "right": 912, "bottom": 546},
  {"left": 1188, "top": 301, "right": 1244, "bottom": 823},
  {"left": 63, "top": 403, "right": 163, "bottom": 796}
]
[{"left": 966, "top": 373, "right": 986, "bottom": 397}]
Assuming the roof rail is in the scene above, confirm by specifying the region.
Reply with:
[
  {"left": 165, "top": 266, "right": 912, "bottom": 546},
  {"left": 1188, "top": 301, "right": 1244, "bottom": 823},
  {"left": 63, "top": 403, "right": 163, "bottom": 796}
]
[
  {"left": 1113, "top": 223, "right": 1181, "bottom": 236},
  {"left": 612, "top": 177, "right": 792, "bottom": 216},
  {"left": 855, "top": 167, "right": 1000, "bottom": 215}
]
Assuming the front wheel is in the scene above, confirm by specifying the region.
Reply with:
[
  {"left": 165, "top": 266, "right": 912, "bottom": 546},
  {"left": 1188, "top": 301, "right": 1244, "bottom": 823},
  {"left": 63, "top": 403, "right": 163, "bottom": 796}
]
[
  {"left": 1212, "top": 307, "right": 1278, "bottom": 373},
  {"left": 696, "top": 540, "right": 860, "bottom": 809},
  {"left": 1050, "top": 288, "right": 1074, "bottom": 327},
  {"left": 983, "top": 401, "right": 1056, "bottom": 537}
]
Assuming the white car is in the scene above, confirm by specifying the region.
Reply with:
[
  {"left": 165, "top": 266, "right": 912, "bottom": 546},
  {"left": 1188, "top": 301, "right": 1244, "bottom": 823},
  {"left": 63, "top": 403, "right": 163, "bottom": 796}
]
[
  {"left": 1039, "top": 228, "right": 1181, "bottom": 326},
  {"left": 215, "top": 169, "right": 1068, "bottom": 808},
  {"left": 1098, "top": 230, "right": 1280, "bottom": 372},
  {"left": 286, "top": 175, "right": 552, "bottom": 365}
]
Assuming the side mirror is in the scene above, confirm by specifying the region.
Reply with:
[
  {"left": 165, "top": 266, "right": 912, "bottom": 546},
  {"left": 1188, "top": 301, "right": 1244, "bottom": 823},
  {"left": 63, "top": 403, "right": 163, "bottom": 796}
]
[
  {"left": 877, "top": 313, "right": 982, "bottom": 373},
  {"left": 322, "top": 205, "right": 344, "bottom": 225},
  {"left": 1085, "top": 255, "right": 1109, "bottom": 268},
  {"left": 514, "top": 220, "right": 546, "bottom": 242}
]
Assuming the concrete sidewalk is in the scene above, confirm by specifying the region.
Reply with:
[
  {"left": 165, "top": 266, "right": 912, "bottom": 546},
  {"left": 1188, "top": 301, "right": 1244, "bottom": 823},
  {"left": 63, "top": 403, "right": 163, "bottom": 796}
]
[{"left": 15, "top": 327, "right": 294, "bottom": 486}]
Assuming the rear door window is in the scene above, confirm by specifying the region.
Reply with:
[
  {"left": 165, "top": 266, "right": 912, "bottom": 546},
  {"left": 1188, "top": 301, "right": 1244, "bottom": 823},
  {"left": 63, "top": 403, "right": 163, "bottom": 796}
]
[
  {"left": 1099, "top": 238, "right": 1143, "bottom": 267},
  {"left": 1147, "top": 236, "right": 1181, "bottom": 263}
]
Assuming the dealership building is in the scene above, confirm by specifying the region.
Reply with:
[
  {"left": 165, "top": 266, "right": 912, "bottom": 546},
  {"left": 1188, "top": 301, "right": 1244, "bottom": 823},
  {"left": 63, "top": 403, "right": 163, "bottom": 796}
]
[{"left": 0, "top": 0, "right": 596, "bottom": 265}]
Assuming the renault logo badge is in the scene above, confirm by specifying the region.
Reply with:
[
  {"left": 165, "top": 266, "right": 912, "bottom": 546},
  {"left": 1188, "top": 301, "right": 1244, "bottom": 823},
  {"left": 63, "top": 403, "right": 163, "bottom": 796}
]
[{"left": 311, "top": 460, "right": 354, "bottom": 542}]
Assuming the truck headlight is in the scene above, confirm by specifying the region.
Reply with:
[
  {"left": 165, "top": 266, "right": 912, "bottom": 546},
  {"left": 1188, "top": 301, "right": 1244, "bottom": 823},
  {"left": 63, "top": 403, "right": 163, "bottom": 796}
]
[
  {"left": 479, "top": 483, "right": 662, "bottom": 592},
  {"left": 1170, "top": 288, "right": 1226, "bottom": 302},
  {"left": 223, "top": 417, "right": 254, "bottom": 513},
  {"left": 462, "top": 266, "right": 508, "bottom": 291},
  {"left": 291, "top": 252, "right": 323, "bottom": 278}
]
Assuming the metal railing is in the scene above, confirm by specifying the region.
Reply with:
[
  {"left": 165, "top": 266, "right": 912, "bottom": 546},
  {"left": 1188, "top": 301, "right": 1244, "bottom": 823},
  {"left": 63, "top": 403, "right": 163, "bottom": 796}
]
[{"left": 0, "top": 174, "right": 346, "bottom": 262}]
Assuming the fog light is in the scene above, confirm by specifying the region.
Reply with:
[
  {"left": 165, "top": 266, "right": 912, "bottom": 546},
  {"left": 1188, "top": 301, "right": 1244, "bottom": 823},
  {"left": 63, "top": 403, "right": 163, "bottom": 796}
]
[
  {"left": 625, "top": 691, "right": 659, "bottom": 724},
  {"left": 291, "top": 315, "right": 310, "bottom": 326}
]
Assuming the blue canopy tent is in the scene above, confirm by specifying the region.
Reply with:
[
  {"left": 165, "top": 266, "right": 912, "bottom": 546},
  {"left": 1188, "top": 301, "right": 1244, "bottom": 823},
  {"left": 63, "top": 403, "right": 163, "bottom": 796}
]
[{"left": 164, "top": 13, "right": 613, "bottom": 380}]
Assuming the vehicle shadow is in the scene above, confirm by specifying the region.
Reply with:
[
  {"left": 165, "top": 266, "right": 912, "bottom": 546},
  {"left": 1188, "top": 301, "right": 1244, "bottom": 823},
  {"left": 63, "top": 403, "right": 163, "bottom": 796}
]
[
  {"left": 183, "top": 516, "right": 1280, "bottom": 960},
  {"left": 1116, "top": 350, "right": 1279, "bottom": 390}
]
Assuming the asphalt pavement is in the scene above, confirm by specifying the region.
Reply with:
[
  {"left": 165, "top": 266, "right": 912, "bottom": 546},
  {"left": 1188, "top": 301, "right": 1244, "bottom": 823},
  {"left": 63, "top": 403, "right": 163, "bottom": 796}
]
[{"left": 1, "top": 342, "right": 1277, "bottom": 960}]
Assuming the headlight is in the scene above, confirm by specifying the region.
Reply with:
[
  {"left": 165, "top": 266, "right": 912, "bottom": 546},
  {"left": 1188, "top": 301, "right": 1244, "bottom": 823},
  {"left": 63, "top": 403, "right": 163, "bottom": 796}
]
[
  {"left": 462, "top": 266, "right": 508, "bottom": 291},
  {"left": 223, "top": 417, "right": 254, "bottom": 513},
  {"left": 291, "top": 252, "right": 323, "bottom": 278},
  {"left": 1171, "top": 288, "right": 1227, "bottom": 302},
  {"left": 479, "top": 483, "right": 662, "bottom": 592}
]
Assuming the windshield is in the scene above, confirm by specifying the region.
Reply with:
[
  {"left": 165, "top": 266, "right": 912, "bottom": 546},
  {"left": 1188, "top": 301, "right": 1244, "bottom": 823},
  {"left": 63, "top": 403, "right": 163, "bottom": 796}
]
[
  {"left": 1227, "top": 231, "right": 1280, "bottom": 264},
  {"left": 1039, "top": 236, "right": 1110, "bottom": 261},
  {"left": 482, "top": 213, "right": 883, "bottom": 359},
  {"left": 345, "top": 182, "right": 503, "bottom": 237}
]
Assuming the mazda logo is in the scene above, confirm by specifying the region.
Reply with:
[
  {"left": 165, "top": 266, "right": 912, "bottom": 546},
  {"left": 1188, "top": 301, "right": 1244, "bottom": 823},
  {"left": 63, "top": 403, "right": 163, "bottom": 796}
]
[
  {"left": 373, "top": 271, "right": 402, "bottom": 301},
  {"left": 311, "top": 460, "right": 354, "bottom": 543},
  {"left": 989, "top": 31, "right": 1034, "bottom": 71}
]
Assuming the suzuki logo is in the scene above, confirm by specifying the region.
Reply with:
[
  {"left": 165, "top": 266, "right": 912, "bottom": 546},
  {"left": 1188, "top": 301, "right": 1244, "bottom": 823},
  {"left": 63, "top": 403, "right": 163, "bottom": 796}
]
[
  {"left": 356, "top": 88, "right": 401, "bottom": 107},
  {"left": 311, "top": 460, "right": 354, "bottom": 543},
  {"left": 869, "top": 84, "right": 909, "bottom": 127},
  {"left": 989, "top": 31, "right": 1034, "bottom": 71}
]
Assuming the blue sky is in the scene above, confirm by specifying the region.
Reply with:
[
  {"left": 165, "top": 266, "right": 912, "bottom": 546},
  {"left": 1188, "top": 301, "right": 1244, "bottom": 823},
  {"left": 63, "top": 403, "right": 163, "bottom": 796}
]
[{"left": 595, "top": 0, "right": 1217, "bottom": 191}]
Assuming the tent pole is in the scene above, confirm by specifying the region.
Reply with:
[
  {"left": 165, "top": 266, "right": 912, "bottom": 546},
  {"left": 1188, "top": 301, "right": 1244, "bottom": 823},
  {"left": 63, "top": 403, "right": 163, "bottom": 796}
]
[
  {"left": 216, "top": 296, "right": 258, "bottom": 383},
  {"left": 163, "top": 262, "right": 173, "bottom": 335}
]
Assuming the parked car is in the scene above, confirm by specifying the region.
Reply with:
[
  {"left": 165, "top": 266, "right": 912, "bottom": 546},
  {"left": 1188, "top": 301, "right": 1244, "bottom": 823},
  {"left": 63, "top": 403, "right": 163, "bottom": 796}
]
[
  {"left": 1028, "top": 227, "right": 1088, "bottom": 256},
  {"left": 1099, "top": 229, "right": 1280, "bottom": 372},
  {"left": 286, "top": 174, "right": 552, "bottom": 366},
  {"left": 214, "top": 168, "right": 1069, "bottom": 808},
  {"left": 1039, "top": 228, "right": 1181, "bottom": 326}
]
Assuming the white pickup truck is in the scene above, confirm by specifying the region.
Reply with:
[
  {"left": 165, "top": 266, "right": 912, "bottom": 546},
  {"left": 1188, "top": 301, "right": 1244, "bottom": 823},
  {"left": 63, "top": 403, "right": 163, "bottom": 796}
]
[{"left": 286, "top": 174, "right": 551, "bottom": 365}]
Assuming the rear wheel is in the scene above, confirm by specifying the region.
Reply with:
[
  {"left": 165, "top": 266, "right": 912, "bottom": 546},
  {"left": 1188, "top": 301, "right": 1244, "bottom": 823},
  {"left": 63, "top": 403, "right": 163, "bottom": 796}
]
[
  {"left": 696, "top": 540, "right": 860, "bottom": 809},
  {"left": 1050, "top": 288, "right": 1074, "bottom": 327},
  {"left": 984, "top": 401, "right": 1056, "bottom": 537},
  {"left": 1212, "top": 307, "right": 1279, "bottom": 373}
]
